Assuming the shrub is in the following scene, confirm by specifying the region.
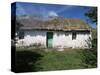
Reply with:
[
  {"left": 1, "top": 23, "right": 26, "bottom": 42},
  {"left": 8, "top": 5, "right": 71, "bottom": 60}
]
[{"left": 83, "top": 38, "right": 97, "bottom": 68}]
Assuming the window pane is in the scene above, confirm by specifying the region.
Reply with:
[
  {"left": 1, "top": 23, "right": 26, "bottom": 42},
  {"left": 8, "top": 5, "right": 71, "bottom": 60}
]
[
  {"left": 19, "top": 31, "right": 24, "bottom": 39},
  {"left": 72, "top": 32, "right": 76, "bottom": 40}
]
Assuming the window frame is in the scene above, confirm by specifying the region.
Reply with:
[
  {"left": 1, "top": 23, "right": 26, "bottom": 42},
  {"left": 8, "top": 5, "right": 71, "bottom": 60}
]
[
  {"left": 19, "top": 31, "right": 24, "bottom": 39},
  {"left": 72, "top": 31, "right": 77, "bottom": 40}
]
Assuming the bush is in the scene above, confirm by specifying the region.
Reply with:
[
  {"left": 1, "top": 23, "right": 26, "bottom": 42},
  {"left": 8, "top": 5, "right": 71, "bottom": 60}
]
[{"left": 83, "top": 38, "right": 97, "bottom": 68}]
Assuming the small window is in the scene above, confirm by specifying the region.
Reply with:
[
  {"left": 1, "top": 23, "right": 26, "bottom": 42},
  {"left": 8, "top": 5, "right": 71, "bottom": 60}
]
[
  {"left": 65, "top": 33, "right": 69, "bottom": 36},
  {"left": 57, "top": 33, "right": 60, "bottom": 36},
  {"left": 72, "top": 32, "right": 76, "bottom": 40},
  {"left": 19, "top": 31, "right": 24, "bottom": 39}
]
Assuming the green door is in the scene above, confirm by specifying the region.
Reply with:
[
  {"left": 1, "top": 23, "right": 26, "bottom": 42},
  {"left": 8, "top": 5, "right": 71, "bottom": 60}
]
[{"left": 47, "top": 32, "right": 53, "bottom": 48}]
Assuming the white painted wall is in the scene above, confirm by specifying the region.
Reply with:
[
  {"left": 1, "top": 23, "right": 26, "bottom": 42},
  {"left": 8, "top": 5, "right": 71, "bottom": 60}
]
[
  {"left": 53, "top": 31, "right": 91, "bottom": 48},
  {"left": 17, "top": 30, "right": 46, "bottom": 47},
  {"left": 17, "top": 30, "right": 92, "bottom": 48}
]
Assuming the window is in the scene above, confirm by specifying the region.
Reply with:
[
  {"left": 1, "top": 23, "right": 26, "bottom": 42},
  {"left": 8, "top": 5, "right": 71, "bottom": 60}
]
[
  {"left": 57, "top": 33, "right": 60, "bottom": 36},
  {"left": 65, "top": 33, "right": 69, "bottom": 36},
  {"left": 72, "top": 32, "right": 76, "bottom": 40},
  {"left": 19, "top": 31, "right": 24, "bottom": 39}
]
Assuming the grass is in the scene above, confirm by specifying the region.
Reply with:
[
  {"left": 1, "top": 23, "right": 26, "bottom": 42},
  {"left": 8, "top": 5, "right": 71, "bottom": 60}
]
[
  {"left": 15, "top": 48, "right": 96, "bottom": 72},
  {"left": 38, "top": 49, "right": 84, "bottom": 71}
]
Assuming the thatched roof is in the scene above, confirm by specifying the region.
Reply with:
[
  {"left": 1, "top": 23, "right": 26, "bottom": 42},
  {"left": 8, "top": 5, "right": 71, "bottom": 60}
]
[{"left": 16, "top": 16, "right": 91, "bottom": 31}]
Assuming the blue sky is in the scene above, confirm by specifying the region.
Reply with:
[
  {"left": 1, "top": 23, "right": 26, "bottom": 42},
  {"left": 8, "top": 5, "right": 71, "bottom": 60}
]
[{"left": 12, "top": 2, "right": 96, "bottom": 28}]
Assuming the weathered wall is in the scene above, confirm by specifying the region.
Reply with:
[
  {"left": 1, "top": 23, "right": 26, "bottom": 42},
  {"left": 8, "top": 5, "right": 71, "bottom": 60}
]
[
  {"left": 17, "top": 30, "right": 91, "bottom": 48},
  {"left": 53, "top": 31, "right": 91, "bottom": 48},
  {"left": 22, "top": 30, "right": 46, "bottom": 46}
]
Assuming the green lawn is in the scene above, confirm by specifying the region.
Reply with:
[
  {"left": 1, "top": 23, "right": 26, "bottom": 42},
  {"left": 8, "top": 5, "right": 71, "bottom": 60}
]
[{"left": 15, "top": 48, "right": 96, "bottom": 72}]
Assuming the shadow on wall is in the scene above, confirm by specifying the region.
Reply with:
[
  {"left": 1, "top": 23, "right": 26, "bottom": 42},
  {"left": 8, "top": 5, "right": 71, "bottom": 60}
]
[
  {"left": 85, "top": 37, "right": 92, "bottom": 48},
  {"left": 26, "top": 31, "right": 45, "bottom": 37},
  {"left": 15, "top": 51, "right": 43, "bottom": 72}
]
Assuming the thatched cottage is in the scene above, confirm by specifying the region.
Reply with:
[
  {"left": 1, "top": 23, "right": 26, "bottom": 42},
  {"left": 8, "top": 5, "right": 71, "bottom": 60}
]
[{"left": 15, "top": 16, "right": 92, "bottom": 48}]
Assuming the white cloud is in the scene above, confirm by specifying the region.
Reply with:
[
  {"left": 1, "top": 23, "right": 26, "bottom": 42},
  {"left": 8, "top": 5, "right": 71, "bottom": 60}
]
[{"left": 48, "top": 11, "right": 58, "bottom": 17}]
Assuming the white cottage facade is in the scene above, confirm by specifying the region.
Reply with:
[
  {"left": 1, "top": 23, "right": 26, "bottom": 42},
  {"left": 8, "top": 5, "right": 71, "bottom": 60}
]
[
  {"left": 17, "top": 30, "right": 91, "bottom": 48},
  {"left": 16, "top": 17, "right": 92, "bottom": 48}
]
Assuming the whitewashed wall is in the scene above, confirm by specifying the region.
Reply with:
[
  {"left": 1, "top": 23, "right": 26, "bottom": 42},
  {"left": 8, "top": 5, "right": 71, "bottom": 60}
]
[
  {"left": 17, "top": 30, "right": 91, "bottom": 48},
  {"left": 21, "top": 30, "right": 46, "bottom": 47},
  {"left": 53, "top": 31, "right": 91, "bottom": 48}
]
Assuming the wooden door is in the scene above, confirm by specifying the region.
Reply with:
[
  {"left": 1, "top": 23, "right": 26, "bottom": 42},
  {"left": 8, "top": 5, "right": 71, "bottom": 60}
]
[{"left": 47, "top": 32, "right": 53, "bottom": 48}]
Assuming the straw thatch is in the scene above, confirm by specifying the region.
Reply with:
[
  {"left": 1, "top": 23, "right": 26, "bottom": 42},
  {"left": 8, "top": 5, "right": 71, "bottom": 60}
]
[{"left": 16, "top": 16, "right": 91, "bottom": 31}]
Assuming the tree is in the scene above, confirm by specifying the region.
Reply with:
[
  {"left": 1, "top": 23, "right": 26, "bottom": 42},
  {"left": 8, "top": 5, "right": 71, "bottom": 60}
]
[
  {"left": 83, "top": 7, "right": 97, "bottom": 68},
  {"left": 85, "top": 7, "right": 97, "bottom": 24}
]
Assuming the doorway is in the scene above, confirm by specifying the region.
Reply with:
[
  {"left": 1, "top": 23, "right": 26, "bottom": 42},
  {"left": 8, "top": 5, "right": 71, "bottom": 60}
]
[{"left": 47, "top": 32, "right": 53, "bottom": 48}]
